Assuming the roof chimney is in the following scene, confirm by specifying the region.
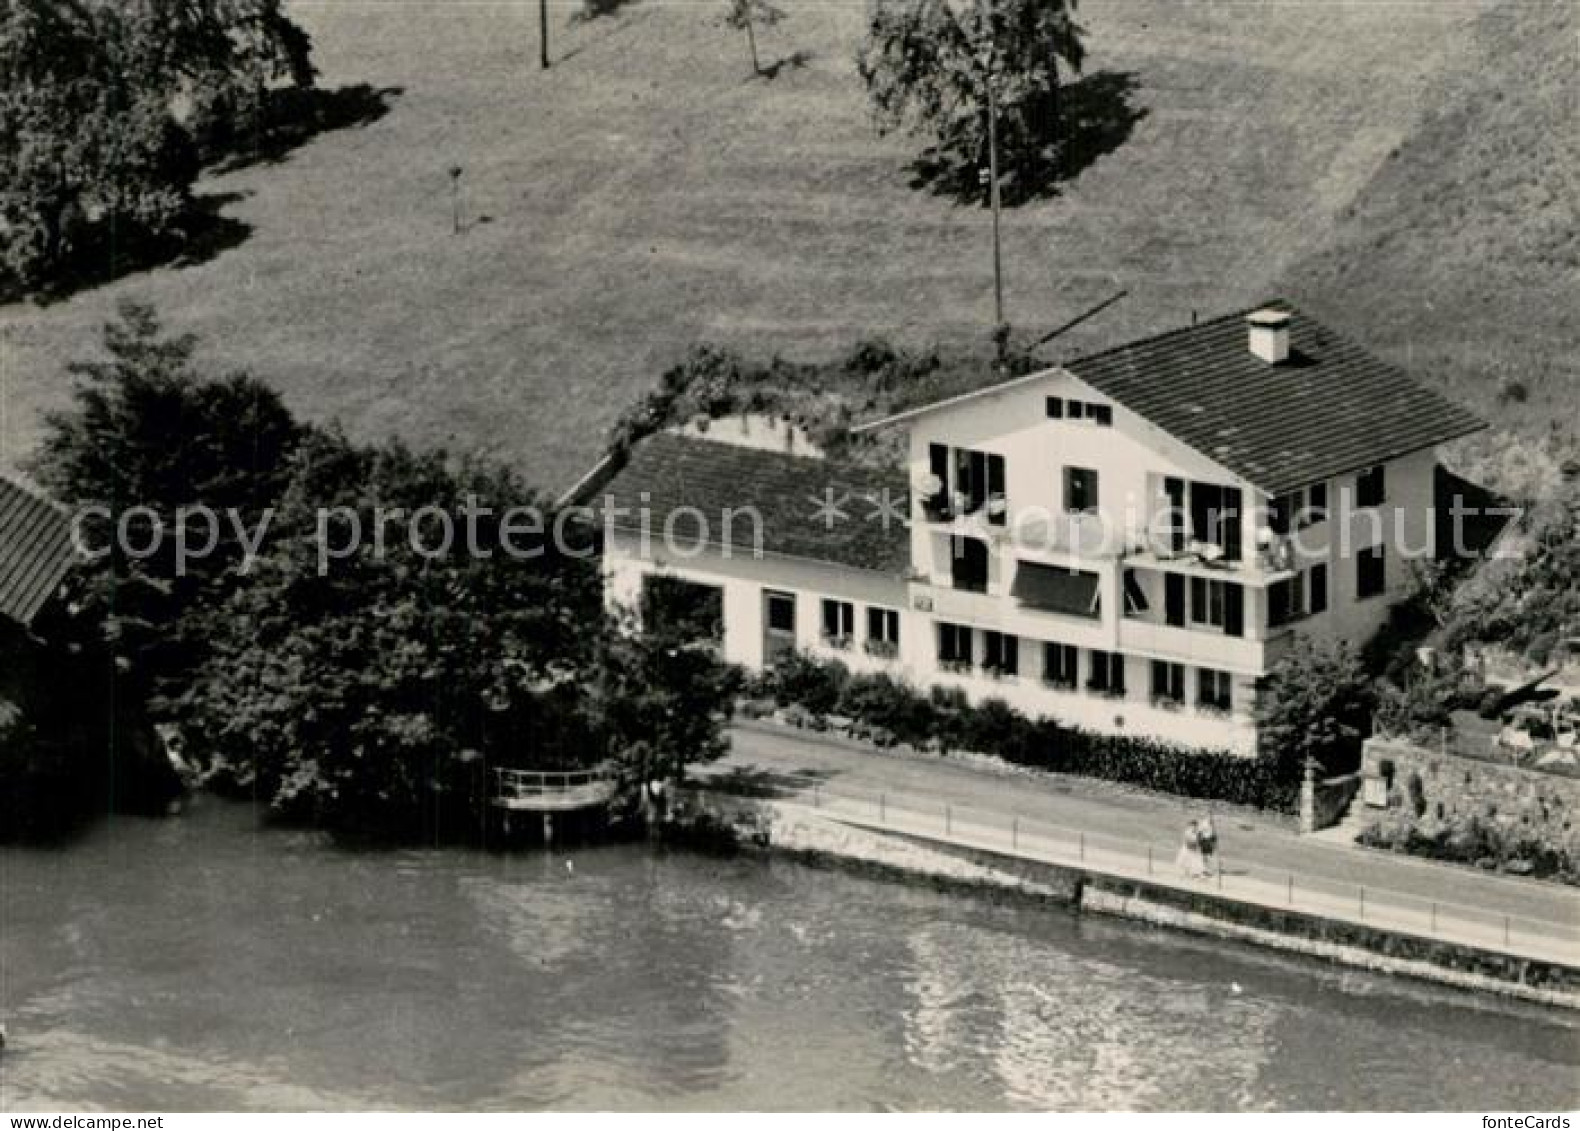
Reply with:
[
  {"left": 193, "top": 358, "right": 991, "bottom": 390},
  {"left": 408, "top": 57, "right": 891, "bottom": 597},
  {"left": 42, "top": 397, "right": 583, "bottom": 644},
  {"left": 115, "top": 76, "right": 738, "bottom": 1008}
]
[{"left": 1246, "top": 308, "right": 1291, "bottom": 365}]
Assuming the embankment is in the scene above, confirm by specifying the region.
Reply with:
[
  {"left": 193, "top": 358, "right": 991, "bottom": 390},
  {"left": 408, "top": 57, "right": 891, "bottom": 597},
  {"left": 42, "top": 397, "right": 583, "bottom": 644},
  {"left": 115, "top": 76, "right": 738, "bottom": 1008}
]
[{"left": 685, "top": 791, "right": 1580, "bottom": 1011}]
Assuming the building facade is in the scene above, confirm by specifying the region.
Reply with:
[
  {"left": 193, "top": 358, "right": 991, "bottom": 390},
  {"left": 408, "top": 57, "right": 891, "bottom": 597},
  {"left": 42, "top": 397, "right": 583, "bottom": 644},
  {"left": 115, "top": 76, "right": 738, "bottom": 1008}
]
[{"left": 600, "top": 302, "right": 1484, "bottom": 755}]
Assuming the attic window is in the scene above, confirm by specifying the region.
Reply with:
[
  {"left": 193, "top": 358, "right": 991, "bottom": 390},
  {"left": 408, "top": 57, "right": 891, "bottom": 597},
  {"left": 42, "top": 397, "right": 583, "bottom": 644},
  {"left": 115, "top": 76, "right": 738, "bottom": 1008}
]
[{"left": 1047, "top": 398, "right": 1112, "bottom": 426}]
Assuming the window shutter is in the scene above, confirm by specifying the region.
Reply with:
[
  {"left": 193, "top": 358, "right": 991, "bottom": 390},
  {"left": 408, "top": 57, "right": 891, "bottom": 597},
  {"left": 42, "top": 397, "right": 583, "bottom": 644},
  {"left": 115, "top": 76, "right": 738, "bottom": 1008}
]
[
  {"left": 1165, "top": 573, "right": 1186, "bottom": 627},
  {"left": 1224, "top": 582, "right": 1245, "bottom": 638}
]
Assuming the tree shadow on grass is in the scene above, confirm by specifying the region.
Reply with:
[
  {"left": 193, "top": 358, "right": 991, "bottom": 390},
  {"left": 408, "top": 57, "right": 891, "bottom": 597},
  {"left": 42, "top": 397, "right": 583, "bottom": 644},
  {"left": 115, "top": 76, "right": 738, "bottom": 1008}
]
[
  {"left": 570, "top": 0, "right": 642, "bottom": 21},
  {"left": 203, "top": 83, "right": 402, "bottom": 175},
  {"left": 908, "top": 69, "right": 1148, "bottom": 206},
  {"left": 10, "top": 192, "right": 253, "bottom": 308}
]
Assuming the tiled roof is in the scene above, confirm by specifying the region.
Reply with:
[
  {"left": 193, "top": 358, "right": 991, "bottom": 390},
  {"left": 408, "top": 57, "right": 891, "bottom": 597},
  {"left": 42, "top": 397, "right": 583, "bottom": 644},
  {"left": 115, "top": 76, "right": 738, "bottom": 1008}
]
[
  {"left": 1064, "top": 300, "right": 1485, "bottom": 495},
  {"left": 597, "top": 432, "right": 910, "bottom": 575},
  {"left": 0, "top": 477, "right": 76, "bottom": 628}
]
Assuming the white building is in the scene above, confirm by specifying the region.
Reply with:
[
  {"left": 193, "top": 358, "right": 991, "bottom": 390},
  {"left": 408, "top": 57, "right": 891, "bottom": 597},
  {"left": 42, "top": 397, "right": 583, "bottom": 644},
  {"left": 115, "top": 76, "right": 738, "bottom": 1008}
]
[{"left": 600, "top": 302, "right": 1484, "bottom": 755}]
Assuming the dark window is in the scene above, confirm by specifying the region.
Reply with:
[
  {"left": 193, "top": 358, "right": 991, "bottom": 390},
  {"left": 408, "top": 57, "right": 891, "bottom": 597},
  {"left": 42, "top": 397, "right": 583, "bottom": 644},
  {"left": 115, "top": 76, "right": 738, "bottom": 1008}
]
[
  {"left": 1357, "top": 544, "right": 1386, "bottom": 598},
  {"left": 1307, "top": 482, "right": 1329, "bottom": 523},
  {"left": 1268, "top": 575, "right": 1306, "bottom": 628},
  {"left": 1198, "top": 668, "right": 1233, "bottom": 712},
  {"left": 938, "top": 622, "right": 973, "bottom": 666},
  {"left": 1151, "top": 660, "right": 1186, "bottom": 704},
  {"left": 1269, "top": 492, "right": 1295, "bottom": 537},
  {"left": 1190, "top": 483, "right": 1241, "bottom": 560},
  {"left": 1309, "top": 564, "right": 1329, "bottom": 614},
  {"left": 1357, "top": 465, "right": 1386, "bottom": 508},
  {"left": 1164, "top": 477, "right": 1187, "bottom": 553},
  {"left": 765, "top": 590, "right": 797, "bottom": 634},
  {"left": 1043, "top": 642, "right": 1078, "bottom": 688},
  {"left": 1068, "top": 400, "right": 1086, "bottom": 421},
  {"left": 1065, "top": 467, "right": 1099, "bottom": 514},
  {"left": 867, "top": 606, "right": 900, "bottom": 647},
  {"left": 641, "top": 575, "right": 723, "bottom": 642},
  {"left": 986, "top": 453, "right": 1007, "bottom": 526},
  {"left": 1122, "top": 570, "right": 1149, "bottom": 615},
  {"left": 1089, "top": 404, "right": 1113, "bottom": 427},
  {"left": 1045, "top": 396, "right": 1064, "bottom": 419},
  {"left": 984, "top": 631, "right": 1019, "bottom": 676},
  {"left": 950, "top": 536, "right": 990, "bottom": 593},
  {"left": 955, "top": 448, "right": 989, "bottom": 515},
  {"left": 821, "top": 599, "right": 854, "bottom": 641},
  {"left": 925, "top": 443, "right": 950, "bottom": 518},
  {"left": 1224, "top": 581, "right": 1245, "bottom": 638},
  {"left": 1164, "top": 573, "right": 1187, "bottom": 627},
  {"left": 1088, "top": 650, "right": 1126, "bottom": 695}
]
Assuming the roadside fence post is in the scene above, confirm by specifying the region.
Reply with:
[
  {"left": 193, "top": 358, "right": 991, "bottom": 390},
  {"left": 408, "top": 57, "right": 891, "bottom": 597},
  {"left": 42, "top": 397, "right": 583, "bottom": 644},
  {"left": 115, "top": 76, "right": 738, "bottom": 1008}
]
[
  {"left": 880, "top": 793, "right": 886, "bottom": 825},
  {"left": 1431, "top": 902, "right": 1438, "bottom": 933},
  {"left": 1078, "top": 831, "right": 1085, "bottom": 862},
  {"left": 1011, "top": 816, "right": 1018, "bottom": 850},
  {"left": 1286, "top": 874, "right": 1294, "bottom": 907},
  {"left": 1147, "top": 846, "right": 1153, "bottom": 876},
  {"left": 1504, "top": 916, "right": 1511, "bottom": 946},
  {"left": 1358, "top": 886, "right": 1365, "bottom": 922},
  {"left": 945, "top": 805, "right": 952, "bottom": 835}
]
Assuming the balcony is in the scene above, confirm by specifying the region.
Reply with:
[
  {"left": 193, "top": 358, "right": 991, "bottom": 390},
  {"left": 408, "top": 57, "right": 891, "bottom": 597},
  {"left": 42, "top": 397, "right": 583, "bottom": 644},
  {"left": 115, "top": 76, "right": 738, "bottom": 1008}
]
[{"left": 1118, "top": 618, "right": 1291, "bottom": 674}]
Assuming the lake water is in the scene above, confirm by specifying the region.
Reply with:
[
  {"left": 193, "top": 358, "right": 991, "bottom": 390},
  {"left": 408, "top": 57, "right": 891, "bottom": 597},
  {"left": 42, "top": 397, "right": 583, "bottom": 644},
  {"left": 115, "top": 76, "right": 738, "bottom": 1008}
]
[{"left": 1, "top": 799, "right": 1576, "bottom": 1111}]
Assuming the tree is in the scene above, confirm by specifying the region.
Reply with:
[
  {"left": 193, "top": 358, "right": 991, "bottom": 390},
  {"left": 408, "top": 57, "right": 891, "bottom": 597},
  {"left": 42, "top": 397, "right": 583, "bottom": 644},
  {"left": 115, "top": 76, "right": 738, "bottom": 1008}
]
[
  {"left": 593, "top": 614, "right": 740, "bottom": 788},
  {"left": 182, "top": 430, "right": 607, "bottom": 838},
  {"left": 725, "top": 0, "right": 785, "bottom": 77},
  {"left": 856, "top": 0, "right": 1086, "bottom": 197},
  {"left": 31, "top": 302, "right": 302, "bottom": 707},
  {"left": 1254, "top": 637, "right": 1376, "bottom": 779},
  {"left": 0, "top": 0, "right": 314, "bottom": 289}
]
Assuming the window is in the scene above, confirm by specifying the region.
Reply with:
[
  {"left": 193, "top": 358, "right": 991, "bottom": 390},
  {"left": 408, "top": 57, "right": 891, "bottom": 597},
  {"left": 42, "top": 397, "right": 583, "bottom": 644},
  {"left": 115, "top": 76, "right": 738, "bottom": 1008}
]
[
  {"left": 1065, "top": 467, "right": 1099, "bottom": 514},
  {"left": 983, "top": 631, "right": 1019, "bottom": 676},
  {"left": 821, "top": 599, "right": 854, "bottom": 644},
  {"left": 986, "top": 453, "right": 1007, "bottom": 526},
  {"left": 1123, "top": 570, "right": 1149, "bottom": 615},
  {"left": 1163, "top": 477, "right": 1187, "bottom": 553},
  {"left": 1307, "top": 482, "right": 1329, "bottom": 523},
  {"left": 765, "top": 590, "right": 797, "bottom": 634},
  {"left": 1357, "top": 543, "right": 1386, "bottom": 598},
  {"left": 1198, "top": 668, "right": 1233, "bottom": 713},
  {"left": 1088, "top": 650, "right": 1126, "bottom": 696},
  {"left": 1048, "top": 397, "right": 1113, "bottom": 425},
  {"left": 1190, "top": 577, "right": 1227, "bottom": 627},
  {"left": 1189, "top": 483, "right": 1243, "bottom": 562},
  {"left": 1088, "top": 404, "right": 1113, "bottom": 427},
  {"left": 924, "top": 443, "right": 951, "bottom": 518},
  {"left": 1067, "top": 400, "right": 1085, "bottom": 420},
  {"left": 954, "top": 448, "right": 988, "bottom": 515},
  {"left": 1269, "top": 492, "right": 1295, "bottom": 537},
  {"left": 1357, "top": 465, "right": 1386, "bottom": 508},
  {"left": 1151, "top": 660, "right": 1186, "bottom": 706},
  {"left": 1309, "top": 563, "right": 1329, "bottom": 614},
  {"left": 1043, "top": 642, "right": 1078, "bottom": 688},
  {"left": 866, "top": 606, "right": 900, "bottom": 650},
  {"left": 1268, "top": 574, "right": 1306, "bottom": 628},
  {"left": 1045, "top": 396, "right": 1064, "bottom": 419},
  {"left": 938, "top": 622, "right": 973, "bottom": 668},
  {"left": 950, "top": 536, "right": 990, "bottom": 593}
]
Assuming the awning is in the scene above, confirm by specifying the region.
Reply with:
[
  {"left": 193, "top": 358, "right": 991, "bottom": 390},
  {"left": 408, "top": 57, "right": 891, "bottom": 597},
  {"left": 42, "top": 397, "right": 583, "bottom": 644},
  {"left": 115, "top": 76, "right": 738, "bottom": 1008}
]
[{"left": 1011, "top": 562, "right": 1100, "bottom": 618}]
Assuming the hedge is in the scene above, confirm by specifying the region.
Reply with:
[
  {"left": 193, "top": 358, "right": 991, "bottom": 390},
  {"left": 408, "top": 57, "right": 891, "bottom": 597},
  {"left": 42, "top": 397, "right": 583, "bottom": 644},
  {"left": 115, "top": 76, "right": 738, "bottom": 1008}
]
[{"left": 751, "top": 655, "right": 1301, "bottom": 813}]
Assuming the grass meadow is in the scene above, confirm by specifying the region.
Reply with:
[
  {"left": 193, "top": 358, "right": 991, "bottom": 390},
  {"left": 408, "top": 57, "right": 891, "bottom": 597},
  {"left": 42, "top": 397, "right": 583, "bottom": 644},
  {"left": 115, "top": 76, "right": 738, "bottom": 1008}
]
[{"left": 1, "top": 0, "right": 1569, "bottom": 496}]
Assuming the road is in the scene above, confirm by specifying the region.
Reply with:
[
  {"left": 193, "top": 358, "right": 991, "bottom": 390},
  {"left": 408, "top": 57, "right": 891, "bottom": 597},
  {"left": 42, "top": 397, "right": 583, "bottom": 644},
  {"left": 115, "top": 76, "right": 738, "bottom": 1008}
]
[{"left": 707, "top": 721, "right": 1580, "bottom": 946}]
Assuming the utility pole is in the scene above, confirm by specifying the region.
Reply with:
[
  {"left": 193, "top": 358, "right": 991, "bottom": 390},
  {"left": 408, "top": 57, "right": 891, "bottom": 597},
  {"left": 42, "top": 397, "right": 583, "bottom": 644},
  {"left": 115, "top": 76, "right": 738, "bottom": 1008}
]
[{"left": 540, "top": 0, "right": 550, "bottom": 69}]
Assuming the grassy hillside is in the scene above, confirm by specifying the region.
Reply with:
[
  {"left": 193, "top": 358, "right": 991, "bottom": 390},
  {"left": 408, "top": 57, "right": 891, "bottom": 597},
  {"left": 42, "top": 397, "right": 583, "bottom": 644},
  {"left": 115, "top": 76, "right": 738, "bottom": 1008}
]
[
  {"left": 0, "top": 0, "right": 1508, "bottom": 493},
  {"left": 1285, "top": 0, "right": 1578, "bottom": 499}
]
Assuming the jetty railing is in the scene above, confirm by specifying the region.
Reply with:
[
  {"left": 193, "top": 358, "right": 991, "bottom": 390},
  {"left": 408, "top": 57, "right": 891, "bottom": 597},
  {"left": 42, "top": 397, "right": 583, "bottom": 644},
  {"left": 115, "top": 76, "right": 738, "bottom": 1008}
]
[
  {"left": 705, "top": 770, "right": 1580, "bottom": 968},
  {"left": 492, "top": 765, "right": 618, "bottom": 811}
]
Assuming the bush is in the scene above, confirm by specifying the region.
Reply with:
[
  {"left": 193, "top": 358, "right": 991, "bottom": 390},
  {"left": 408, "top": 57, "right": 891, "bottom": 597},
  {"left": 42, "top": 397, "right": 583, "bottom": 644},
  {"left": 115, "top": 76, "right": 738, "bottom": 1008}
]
[
  {"left": 763, "top": 651, "right": 849, "bottom": 716},
  {"left": 761, "top": 653, "right": 1301, "bottom": 811}
]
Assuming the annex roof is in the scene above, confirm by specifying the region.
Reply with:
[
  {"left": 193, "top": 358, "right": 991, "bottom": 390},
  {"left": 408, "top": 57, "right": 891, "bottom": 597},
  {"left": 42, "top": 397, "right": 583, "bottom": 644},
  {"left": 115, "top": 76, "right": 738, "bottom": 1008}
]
[
  {"left": 597, "top": 432, "right": 910, "bottom": 575},
  {"left": 0, "top": 476, "right": 76, "bottom": 628}
]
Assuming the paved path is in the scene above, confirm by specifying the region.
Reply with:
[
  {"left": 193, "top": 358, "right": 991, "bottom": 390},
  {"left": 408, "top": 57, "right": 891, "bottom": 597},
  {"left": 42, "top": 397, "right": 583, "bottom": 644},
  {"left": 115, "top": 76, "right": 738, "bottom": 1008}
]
[{"left": 706, "top": 722, "right": 1580, "bottom": 959}]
